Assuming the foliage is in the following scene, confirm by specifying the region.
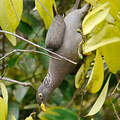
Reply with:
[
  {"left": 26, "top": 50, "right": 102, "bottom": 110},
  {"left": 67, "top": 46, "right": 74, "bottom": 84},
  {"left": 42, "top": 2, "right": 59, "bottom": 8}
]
[
  {"left": 86, "top": 75, "right": 110, "bottom": 116},
  {"left": 35, "top": 0, "right": 56, "bottom": 29},
  {"left": 0, "top": 0, "right": 120, "bottom": 120},
  {"left": 39, "top": 107, "right": 78, "bottom": 120},
  {"left": 0, "top": 83, "right": 8, "bottom": 120},
  {"left": 0, "top": 0, "right": 23, "bottom": 45}
]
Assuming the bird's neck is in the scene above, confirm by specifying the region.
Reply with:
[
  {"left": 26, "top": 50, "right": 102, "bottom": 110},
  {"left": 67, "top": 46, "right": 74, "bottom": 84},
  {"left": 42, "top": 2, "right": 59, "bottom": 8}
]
[{"left": 43, "top": 72, "right": 64, "bottom": 91}]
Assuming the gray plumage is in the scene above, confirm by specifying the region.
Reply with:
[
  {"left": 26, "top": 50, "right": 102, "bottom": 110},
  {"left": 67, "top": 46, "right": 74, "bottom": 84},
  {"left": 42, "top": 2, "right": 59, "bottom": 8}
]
[
  {"left": 45, "top": 15, "right": 65, "bottom": 51},
  {"left": 36, "top": 3, "right": 90, "bottom": 105}
]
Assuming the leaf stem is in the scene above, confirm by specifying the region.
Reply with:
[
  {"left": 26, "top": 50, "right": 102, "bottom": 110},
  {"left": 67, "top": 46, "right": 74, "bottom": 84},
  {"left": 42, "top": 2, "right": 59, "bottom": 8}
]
[{"left": 112, "top": 103, "right": 120, "bottom": 120}]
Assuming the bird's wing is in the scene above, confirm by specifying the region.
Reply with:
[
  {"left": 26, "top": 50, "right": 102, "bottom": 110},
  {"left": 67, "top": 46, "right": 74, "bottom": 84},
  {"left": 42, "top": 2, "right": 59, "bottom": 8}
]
[{"left": 45, "top": 15, "right": 65, "bottom": 51}]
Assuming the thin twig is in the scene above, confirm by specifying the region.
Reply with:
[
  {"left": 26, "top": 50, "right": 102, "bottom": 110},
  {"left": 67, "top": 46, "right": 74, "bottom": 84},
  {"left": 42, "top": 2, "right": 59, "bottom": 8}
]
[
  {"left": 0, "top": 76, "right": 32, "bottom": 87},
  {"left": 112, "top": 103, "right": 120, "bottom": 120},
  {"left": 111, "top": 81, "right": 120, "bottom": 96},
  {"left": 0, "top": 30, "right": 77, "bottom": 65},
  {"left": 111, "top": 74, "right": 120, "bottom": 96},
  {"left": 0, "top": 49, "right": 61, "bottom": 61}
]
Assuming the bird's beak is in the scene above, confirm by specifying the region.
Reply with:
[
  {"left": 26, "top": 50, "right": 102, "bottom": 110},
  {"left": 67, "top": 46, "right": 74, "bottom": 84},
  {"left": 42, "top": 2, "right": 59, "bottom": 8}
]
[{"left": 40, "top": 102, "right": 46, "bottom": 112}]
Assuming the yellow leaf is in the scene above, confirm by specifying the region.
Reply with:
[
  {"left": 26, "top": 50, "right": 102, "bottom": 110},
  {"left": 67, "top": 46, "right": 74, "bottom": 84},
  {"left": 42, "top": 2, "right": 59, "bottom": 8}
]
[
  {"left": 86, "top": 74, "right": 111, "bottom": 116},
  {"left": 82, "top": 2, "right": 110, "bottom": 35},
  {"left": 0, "top": 0, "right": 23, "bottom": 45},
  {"left": 99, "top": 42, "right": 120, "bottom": 74},
  {"left": 75, "top": 54, "right": 95, "bottom": 88},
  {"left": 0, "top": 82, "right": 8, "bottom": 104},
  {"left": 86, "top": 50, "right": 104, "bottom": 93},
  {"left": 0, "top": 97, "right": 8, "bottom": 120},
  {"left": 25, "top": 116, "right": 33, "bottom": 120},
  {"left": 75, "top": 64, "right": 85, "bottom": 88},
  {"left": 25, "top": 112, "right": 36, "bottom": 120},
  {"left": 35, "top": 0, "right": 56, "bottom": 29},
  {"left": 105, "top": 13, "right": 115, "bottom": 23},
  {"left": 100, "top": 0, "right": 120, "bottom": 21},
  {"left": 83, "top": 24, "right": 120, "bottom": 54}
]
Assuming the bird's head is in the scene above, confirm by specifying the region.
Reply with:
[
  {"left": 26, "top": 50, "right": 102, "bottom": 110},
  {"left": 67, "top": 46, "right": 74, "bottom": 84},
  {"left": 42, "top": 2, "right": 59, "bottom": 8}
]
[
  {"left": 36, "top": 74, "right": 53, "bottom": 111},
  {"left": 36, "top": 83, "right": 49, "bottom": 112}
]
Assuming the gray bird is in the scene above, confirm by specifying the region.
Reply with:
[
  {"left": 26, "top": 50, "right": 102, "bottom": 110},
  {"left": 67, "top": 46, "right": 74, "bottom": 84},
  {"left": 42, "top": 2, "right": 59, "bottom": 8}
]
[{"left": 36, "top": 0, "right": 90, "bottom": 109}]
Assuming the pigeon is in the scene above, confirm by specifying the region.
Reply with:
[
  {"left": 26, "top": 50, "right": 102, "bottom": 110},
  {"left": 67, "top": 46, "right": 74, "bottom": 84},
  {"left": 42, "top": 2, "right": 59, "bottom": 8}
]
[{"left": 36, "top": 0, "right": 90, "bottom": 110}]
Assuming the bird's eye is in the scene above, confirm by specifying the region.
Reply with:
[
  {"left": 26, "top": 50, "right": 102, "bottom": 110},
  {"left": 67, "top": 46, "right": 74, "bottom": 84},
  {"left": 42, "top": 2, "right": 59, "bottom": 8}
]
[{"left": 38, "top": 93, "right": 43, "bottom": 99}]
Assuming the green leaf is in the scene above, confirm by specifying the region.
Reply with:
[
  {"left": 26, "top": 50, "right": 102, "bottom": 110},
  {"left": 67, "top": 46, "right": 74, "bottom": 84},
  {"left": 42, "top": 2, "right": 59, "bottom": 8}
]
[
  {"left": 99, "top": 42, "right": 120, "bottom": 74},
  {"left": 83, "top": 24, "right": 120, "bottom": 54},
  {"left": 0, "top": 97, "right": 8, "bottom": 120},
  {"left": 86, "top": 50, "right": 104, "bottom": 93},
  {"left": 75, "top": 54, "right": 95, "bottom": 88},
  {"left": 35, "top": 0, "right": 56, "bottom": 29},
  {"left": 8, "top": 102, "right": 19, "bottom": 120},
  {"left": 0, "top": 0, "right": 23, "bottom": 45},
  {"left": 10, "top": 114, "right": 16, "bottom": 120},
  {"left": 39, "top": 107, "right": 78, "bottom": 120},
  {"left": 82, "top": 2, "right": 110, "bottom": 35},
  {"left": 0, "top": 82, "right": 8, "bottom": 104},
  {"left": 14, "top": 85, "right": 29, "bottom": 103},
  {"left": 86, "top": 74, "right": 111, "bottom": 116}
]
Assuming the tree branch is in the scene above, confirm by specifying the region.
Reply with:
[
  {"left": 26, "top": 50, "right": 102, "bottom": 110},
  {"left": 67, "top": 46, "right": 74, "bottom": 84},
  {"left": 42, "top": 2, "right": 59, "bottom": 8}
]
[
  {"left": 0, "top": 49, "right": 61, "bottom": 61},
  {"left": 0, "top": 76, "right": 32, "bottom": 87},
  {"left": 0, "top": 30, "right": 77, "bottom": 65}
]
